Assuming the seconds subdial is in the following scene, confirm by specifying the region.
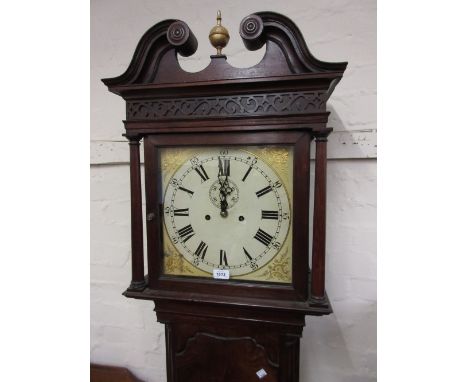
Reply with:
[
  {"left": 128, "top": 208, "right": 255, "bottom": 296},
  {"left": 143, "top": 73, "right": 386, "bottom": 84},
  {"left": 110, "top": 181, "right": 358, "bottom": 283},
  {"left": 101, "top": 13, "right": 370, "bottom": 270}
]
[{"left": 209, "top": 179, "right": 239, "bottom": 211}]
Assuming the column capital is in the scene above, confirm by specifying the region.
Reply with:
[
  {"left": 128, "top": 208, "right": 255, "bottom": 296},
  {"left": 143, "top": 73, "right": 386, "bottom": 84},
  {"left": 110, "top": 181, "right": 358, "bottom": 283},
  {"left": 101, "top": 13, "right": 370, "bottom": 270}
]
[
  {"left": 123, "top": 132, "right": 142, "bottom": 144},
  {"left": 313, "top": 128, "right": 332, "bottom": 142}
]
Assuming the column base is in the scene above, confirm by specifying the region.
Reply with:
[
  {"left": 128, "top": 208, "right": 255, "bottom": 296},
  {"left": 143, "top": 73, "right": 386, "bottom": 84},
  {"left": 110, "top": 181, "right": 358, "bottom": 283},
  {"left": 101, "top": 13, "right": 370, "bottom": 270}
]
[
  {"left": 126, "top": 280, "right": 146, "bottom": 292},
  {"left": 308, "top": 292, "right": 333, "bottom": 314}
]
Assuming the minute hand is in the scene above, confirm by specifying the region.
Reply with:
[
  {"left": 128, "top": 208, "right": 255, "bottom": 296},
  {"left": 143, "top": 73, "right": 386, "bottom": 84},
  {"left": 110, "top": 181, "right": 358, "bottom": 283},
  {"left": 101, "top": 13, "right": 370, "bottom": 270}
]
[{"left": 218, "top": 158, "right": 230, "bottom": 217}]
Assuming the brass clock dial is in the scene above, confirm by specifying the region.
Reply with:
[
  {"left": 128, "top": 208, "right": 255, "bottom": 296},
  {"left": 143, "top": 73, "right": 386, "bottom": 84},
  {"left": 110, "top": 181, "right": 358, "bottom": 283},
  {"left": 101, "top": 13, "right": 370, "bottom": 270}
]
[{"left": 160, "top": 146, "right": 293, "bottom": 282}]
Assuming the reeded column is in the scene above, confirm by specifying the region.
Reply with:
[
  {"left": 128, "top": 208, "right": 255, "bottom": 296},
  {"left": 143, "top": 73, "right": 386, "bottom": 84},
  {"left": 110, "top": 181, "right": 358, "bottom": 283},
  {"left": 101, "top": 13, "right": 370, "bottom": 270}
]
[
  {"left": 127, "top": 135, "right": 146, "bottom": 291},
  {"left": 311, "top": 133, "right": 330, "bottom": 300}
]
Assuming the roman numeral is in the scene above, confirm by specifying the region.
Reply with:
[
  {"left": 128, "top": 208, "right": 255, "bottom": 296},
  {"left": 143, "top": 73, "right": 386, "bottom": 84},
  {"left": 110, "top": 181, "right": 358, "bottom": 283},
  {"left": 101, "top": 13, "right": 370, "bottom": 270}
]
[
  {"left": 179, "top": 186, "right": 194, "bottom": 196},
  {"left": 174, "top": 208, "right": 189, "bottom": 216},
  {"left": 256, "top": 186, "right": 272, "bottom": 198},
  {"left": 218, "top": 157, "right": 230, "bottom": 176},
  {"left": 242, "top": 166, "right": 253, "bottom": 182},
  {"left": 243, "top": 247, "right": 253, "bottom": 261},
  {"left": 261, "top": 210, "right": 278, "bottom": 220},
  {"left": 194, "top": 241, "right": 208, "bottom": 259},
  {"left": 254, "top": 228, "right": 273, "bottom": 246},
  {"left": 219, "top": 249, "right": 228, "bottom": 266},
  {"left": 194, "top": 165, "right": 209, "bottom": 182},
  {"left": 178, "top": 224, "right": 195, "bottom": 243}
]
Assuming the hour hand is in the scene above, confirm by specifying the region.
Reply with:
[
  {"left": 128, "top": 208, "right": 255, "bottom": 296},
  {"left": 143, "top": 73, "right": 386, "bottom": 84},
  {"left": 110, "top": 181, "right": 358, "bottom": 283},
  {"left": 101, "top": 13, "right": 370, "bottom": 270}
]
[
  {"left": 218, "top": 157, "right": 224, "bottom": 178},
  {"left": 219, "top": 184, "right": 228, "bottom": 217},
  {"left": 218, "top": 178, "right": 229, "bottom": 217},
  {"left": 220, "top": 199, "right": 228, "bottom": 217}
]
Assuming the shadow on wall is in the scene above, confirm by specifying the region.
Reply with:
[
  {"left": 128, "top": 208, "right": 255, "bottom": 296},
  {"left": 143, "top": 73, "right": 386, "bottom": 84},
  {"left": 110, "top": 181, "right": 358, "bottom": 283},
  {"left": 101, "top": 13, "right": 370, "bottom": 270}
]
[
  {"left": 301, "top": 302, "right": 377, "bottom": 381},
  {"left": 327, "top": 104, "right": 347, "bottom": 132},
  {"left": 310, "top": 104, "right": 377, "bottom": 160}
]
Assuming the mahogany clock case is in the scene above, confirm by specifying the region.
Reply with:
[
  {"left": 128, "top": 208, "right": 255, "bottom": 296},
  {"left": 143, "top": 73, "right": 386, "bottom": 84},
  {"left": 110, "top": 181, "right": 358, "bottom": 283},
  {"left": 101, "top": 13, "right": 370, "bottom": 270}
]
[{"left": 102, "top": 10, "right": 347, "bottom": 382}]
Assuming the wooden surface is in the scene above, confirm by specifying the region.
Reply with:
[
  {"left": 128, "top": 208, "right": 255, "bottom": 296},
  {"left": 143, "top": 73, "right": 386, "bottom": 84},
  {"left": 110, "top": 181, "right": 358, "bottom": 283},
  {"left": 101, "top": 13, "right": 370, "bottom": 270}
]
[
  {"left": 311, "top": 134, "right": 330, "bottom": 300},
  {"left": 91, "top": 364, "right": 143, "bottom": 382},
  {"left": 102, "top": 10, "right": 347, "bottom": 382},
  {"left": 102, "top": 12, "right": 346, "bottom": 90},
  {"left": 160, "top": 311, "right": 302, "bottom": 382}
]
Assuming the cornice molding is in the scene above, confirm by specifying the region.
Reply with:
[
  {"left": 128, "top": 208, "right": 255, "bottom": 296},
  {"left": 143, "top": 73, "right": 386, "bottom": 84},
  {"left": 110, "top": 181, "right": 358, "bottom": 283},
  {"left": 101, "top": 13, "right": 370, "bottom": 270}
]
[
  {"left": 102, "top": 12, "right": 347, "bottom": 91},
  {"left": 241, "top": 12, "right": 348, "bottom": 73},
  {"left": 102, "top": 19, "right": 197, "bottom": 87}
]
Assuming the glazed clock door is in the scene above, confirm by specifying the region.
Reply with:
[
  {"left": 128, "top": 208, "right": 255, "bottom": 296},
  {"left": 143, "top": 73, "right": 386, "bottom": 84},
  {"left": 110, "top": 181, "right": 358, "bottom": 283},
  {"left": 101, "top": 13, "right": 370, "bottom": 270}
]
[
  {"left": 160, "top": 145, "right": 293, "bottom": 283},
  {"left": 144, "top": 131, "right": 311, "bottom": 301}
]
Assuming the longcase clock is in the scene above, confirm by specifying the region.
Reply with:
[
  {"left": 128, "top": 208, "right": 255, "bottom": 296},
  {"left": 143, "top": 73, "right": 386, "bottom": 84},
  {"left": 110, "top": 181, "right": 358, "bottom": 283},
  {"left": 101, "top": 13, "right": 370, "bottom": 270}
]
[{"left": 103, "top": 11, "right": 347, "bottom": 382}]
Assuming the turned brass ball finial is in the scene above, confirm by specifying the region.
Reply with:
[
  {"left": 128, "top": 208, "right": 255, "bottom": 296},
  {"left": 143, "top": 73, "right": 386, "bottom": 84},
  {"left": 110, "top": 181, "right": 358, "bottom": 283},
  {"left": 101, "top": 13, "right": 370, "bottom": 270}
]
[{"left": 209, "top": 10, "right": 230, "bottom": 55}]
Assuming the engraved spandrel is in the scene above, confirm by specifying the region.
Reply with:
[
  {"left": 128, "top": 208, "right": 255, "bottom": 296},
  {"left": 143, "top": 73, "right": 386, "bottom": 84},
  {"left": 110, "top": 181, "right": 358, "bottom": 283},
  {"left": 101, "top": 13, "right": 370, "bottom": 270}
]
[
  {"left": 257, "top": 147, "right": 289, "bottom": 182},
  {"left": 255, "top": 249, "right": 290, "bottom": 282}
]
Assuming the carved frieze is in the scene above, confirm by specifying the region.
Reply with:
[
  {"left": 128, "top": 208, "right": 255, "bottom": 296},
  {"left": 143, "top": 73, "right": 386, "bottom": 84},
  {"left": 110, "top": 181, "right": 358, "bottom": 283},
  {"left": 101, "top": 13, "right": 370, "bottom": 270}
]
[{"left": 126, "top": 91, "right": 327, "bottom": 120}]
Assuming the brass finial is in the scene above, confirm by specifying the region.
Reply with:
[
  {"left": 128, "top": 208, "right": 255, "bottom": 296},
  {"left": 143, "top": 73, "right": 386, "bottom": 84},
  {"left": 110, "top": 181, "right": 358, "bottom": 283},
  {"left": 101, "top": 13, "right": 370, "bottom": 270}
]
[{"left": 209, "top": 10, "right": 230, "bottom": 55}]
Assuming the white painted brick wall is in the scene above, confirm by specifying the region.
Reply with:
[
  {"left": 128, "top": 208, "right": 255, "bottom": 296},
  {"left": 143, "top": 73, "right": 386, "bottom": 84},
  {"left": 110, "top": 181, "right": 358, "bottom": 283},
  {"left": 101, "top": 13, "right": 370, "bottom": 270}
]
[{"left": 91, "top": 1, "right": 376, "bottom": 381}]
